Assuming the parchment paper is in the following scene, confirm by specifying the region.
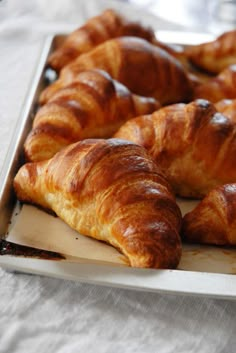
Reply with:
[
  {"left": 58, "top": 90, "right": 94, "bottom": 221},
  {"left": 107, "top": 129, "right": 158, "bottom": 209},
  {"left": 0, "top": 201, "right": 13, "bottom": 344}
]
[{"left": 7, "top": 200, "right": 236, "bottom": 274}]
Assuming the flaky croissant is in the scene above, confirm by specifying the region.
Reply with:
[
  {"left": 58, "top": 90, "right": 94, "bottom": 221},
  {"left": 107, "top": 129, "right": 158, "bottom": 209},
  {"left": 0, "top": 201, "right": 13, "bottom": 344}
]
[
  {"left": 182, "top": 184, "right": 236, "bottom": 246},
  {"left": 40, "top": 37, "right": 193, "bottom": 105},
  {"left": 48, "top": 9, "right": 157, "bottom": 72},
  {"left": 185, "top": 30, "right": 236, "bottom": 74},
  {"left": 114, "top": 99, "right": 236, "bottom": 198},
  {"left": 14, "top": 138, "right": 182, "bottom": 269},
  {"left": 194, "top": 65, "right": 236, "bottom": 102},
  {"left": 24, "top": 69, "right": 159, "bottom": 162},
  {"left": 215, "top": 98, "right": 236, "bottom": 122}
]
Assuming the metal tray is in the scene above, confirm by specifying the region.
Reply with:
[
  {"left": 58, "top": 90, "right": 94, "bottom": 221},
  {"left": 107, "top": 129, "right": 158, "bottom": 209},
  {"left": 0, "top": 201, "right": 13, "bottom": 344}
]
[
  {"left": 0, "top": 35, "right": 62, "bottom": 236},
  {"left": 1, "top": 32, "right": 236, "bottom": 300}
]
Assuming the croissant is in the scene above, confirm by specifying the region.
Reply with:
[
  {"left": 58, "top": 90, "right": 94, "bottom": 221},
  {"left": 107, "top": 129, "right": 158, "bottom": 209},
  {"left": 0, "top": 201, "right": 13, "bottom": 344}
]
[
  {"left": 24, "top": 69, "right": 159, "bottom": 162},
  {"left": 215, "top": 98, "right": 236, "bottom": 122},
  {"left": 185, "top": 30, "right": 236, "bottom": 74},
  {"left": 182, "top": 184, "right": 236, "bottom": 246},
  {"left": 194, "top": 65, "right": 236, "bottom": 102},
  {"left": 14, "top": 138, "right": 182, "bottom": 269},
  {"left": 150, "top": 39, "right": 190, "bottom": 68},
  {"left": 114, "top": 99, "right": 236, "bottom": 198},
  {"left": 40, "top": 37, "right": 193, "bottom": 105},
  {"left": 47, "top": 8, "right": 157, "bottom": 72}
]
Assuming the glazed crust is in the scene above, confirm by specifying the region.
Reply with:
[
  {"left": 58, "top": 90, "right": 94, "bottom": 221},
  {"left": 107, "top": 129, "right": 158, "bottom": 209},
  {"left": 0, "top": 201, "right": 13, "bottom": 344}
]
[
  {"left": 40, "top": 37, "right": 193, "bottom": 105},
  {"left": 47, "top": 8, "right": 157, "bottom": 71},
  {"left": 194, "top": 65, "right": 236, "bottom": 102},
  {"left": 182, "top": 184, "right": 236, "bottom": 245},
  {"left": 14, "top": 139, "right": 182, "bottom": 269},
  {"left": 185, "top": 30, "right": 236, "bottom": 74},
  {"left": 215, "top": 98, "right": 236, "bottom": 122},
  {"left": 114, "top": 99, "right": 236, "bottom": 198},
  {"left": 24, "top": 69, "right": 159, "bottom": 162}
]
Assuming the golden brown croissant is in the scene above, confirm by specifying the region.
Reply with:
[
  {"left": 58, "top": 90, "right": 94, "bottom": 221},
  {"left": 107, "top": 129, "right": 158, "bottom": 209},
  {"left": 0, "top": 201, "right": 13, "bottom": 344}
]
[
  {"left": 151, "top": 39, "right": 190, "bottom": 67},
  {"left": 215, "top": 98, "right": 236, "bottom": 122},
  {"left": 185, "top": 30, "right": 236, "bottom": 74},
  {"left": 48, "top": 9, "right": 157, "bottom": 72},
  {"left": 114, "top": 99, "right": 236, "bottom": 198},
  {"left": 152, "top": 41, "right": 210, "bottom": 84},
  {"left": 40, "top": 37, "right": 193, "bottom": 105},
  {"left": 194, "top": 65, "right": 236, "bottom": 102},
  {"left": 182, "top": 184, "right": 236, "bottom": 245},
  {"left": 14, "top": 138, "right": 182, "bottom": 269},
  {"left": 24, "top": 69, "right": 159, "bottom": 162}
]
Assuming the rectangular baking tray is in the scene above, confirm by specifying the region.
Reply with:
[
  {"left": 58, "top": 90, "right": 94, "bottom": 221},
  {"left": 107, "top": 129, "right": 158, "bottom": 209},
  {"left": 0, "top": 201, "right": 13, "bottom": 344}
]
[{"left": 1, "top": 31, "right": 236, "bottom": 300}]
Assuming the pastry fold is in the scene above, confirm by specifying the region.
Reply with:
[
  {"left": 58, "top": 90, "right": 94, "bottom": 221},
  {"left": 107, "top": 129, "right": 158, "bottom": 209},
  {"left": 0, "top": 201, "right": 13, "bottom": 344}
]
[
  {"left": 182, "top": 184, "right": 236, "bottom": 246},
  {"left": 48, "top": 8, "right": 157, "bottom": 71},
  {"left": 14, "top": 139, "right": 182, "bottom": 269},
  {"left": 114, "top": 99, "right": 236, "bottom": 198},
  {"left": 194, "top": 65, "right": 236, "bottom": 102},
  {"left": 185, "top": 30, "right": 236, "bottom": 74},
  {"left": 215, "top": 98, "right": 236, "bottom": 122},
  {"left": 24, "top": 69, "right": 159, "bottom": 162},
  {"left": 40, "top": 37, "right": 193, "bottom": 105}
]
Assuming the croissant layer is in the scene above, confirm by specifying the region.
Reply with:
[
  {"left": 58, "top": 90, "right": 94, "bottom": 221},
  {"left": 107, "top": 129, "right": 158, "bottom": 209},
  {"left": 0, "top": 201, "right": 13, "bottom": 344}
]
[
  {"left": 25, "top": 69, "right": 159, "bottom": 162},
  {"left": 185, "top": 30, "right": 236, "bottom": 74},
  {"left": 114, "top": 99, "right": 236, "bottom": 198},
  {"left": 14, "top": 139, "right": 182, "bottom": 269},
  {"left": 182, "top": 184, "right": 236, "bottom": 245},
  {"left": 215, "top": 98, "right": 236, "bottom": 122},
  {"left": 40, "top": 37, "right": 193, "bottom": 105},
  {"left": 194, "top": 65, "right": 236, "bottom": 102},
  {"left": 48, "top": 9, "right": 157, "bottom": 71}
]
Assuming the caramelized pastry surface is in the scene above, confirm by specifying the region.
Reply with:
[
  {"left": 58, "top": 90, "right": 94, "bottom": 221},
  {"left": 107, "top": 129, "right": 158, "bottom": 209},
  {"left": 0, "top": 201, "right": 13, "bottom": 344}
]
[
  {"left": 14, "top": 139, "right": 182, "bottom": 269},
  {"left": 215, "top": 98, "right": 236, "bottom": 122},
  {"left": 115, "top": 99, "right": 236, "bottom": 198},
  {"left": 182, "top": 184, "right": 236, "bottom": 246},
  {"left": 25, "top": 69, "right": 159, "bottom": 162},
  {"left": 194, "top": 65, "right": 236, "bottom": 102},
  {"left": 185, "top": 30, "right": 236, "bottom": 74},
  {"left": 48, "top": 9, "right": 157, "bottom": 71},
  {"left": 40, "top": 37, "right": 193, "bottom": 105}
]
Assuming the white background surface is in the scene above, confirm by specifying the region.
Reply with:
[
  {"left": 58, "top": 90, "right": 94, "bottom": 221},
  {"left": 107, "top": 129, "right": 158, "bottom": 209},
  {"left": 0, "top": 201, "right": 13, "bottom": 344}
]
[{"left": 0, "top": 1, "right": 236, "bottom": 352}]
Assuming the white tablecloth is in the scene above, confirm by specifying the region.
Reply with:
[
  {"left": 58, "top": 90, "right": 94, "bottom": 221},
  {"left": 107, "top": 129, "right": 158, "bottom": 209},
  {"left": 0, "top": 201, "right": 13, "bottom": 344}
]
[{"left": 0, "top": 1, "right": 236, "bottom": 352}]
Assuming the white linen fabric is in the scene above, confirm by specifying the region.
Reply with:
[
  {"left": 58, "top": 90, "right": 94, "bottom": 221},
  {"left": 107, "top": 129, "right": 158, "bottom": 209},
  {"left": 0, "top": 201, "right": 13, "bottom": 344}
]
[{"left": 0, "top": 1, "right": 236, "bottom": 352}]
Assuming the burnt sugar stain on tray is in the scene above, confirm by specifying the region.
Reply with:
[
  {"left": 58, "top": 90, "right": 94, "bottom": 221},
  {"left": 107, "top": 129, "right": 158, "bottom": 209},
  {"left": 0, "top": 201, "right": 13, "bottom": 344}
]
[{"left": 0, "top": 239, "right": 65, "bottom": 260}]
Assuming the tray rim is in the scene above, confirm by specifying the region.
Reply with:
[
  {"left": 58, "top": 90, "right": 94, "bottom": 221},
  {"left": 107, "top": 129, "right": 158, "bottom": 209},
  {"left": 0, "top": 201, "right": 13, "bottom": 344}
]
[
  {"left": 0, "top": 34, "right": 55, "bottom": 236},
  {"left": 1, "top": 32, "right": 236, "bottom": 300},
  {"left": 1, "top": 255, "right": 236, "bottom": 300}
]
